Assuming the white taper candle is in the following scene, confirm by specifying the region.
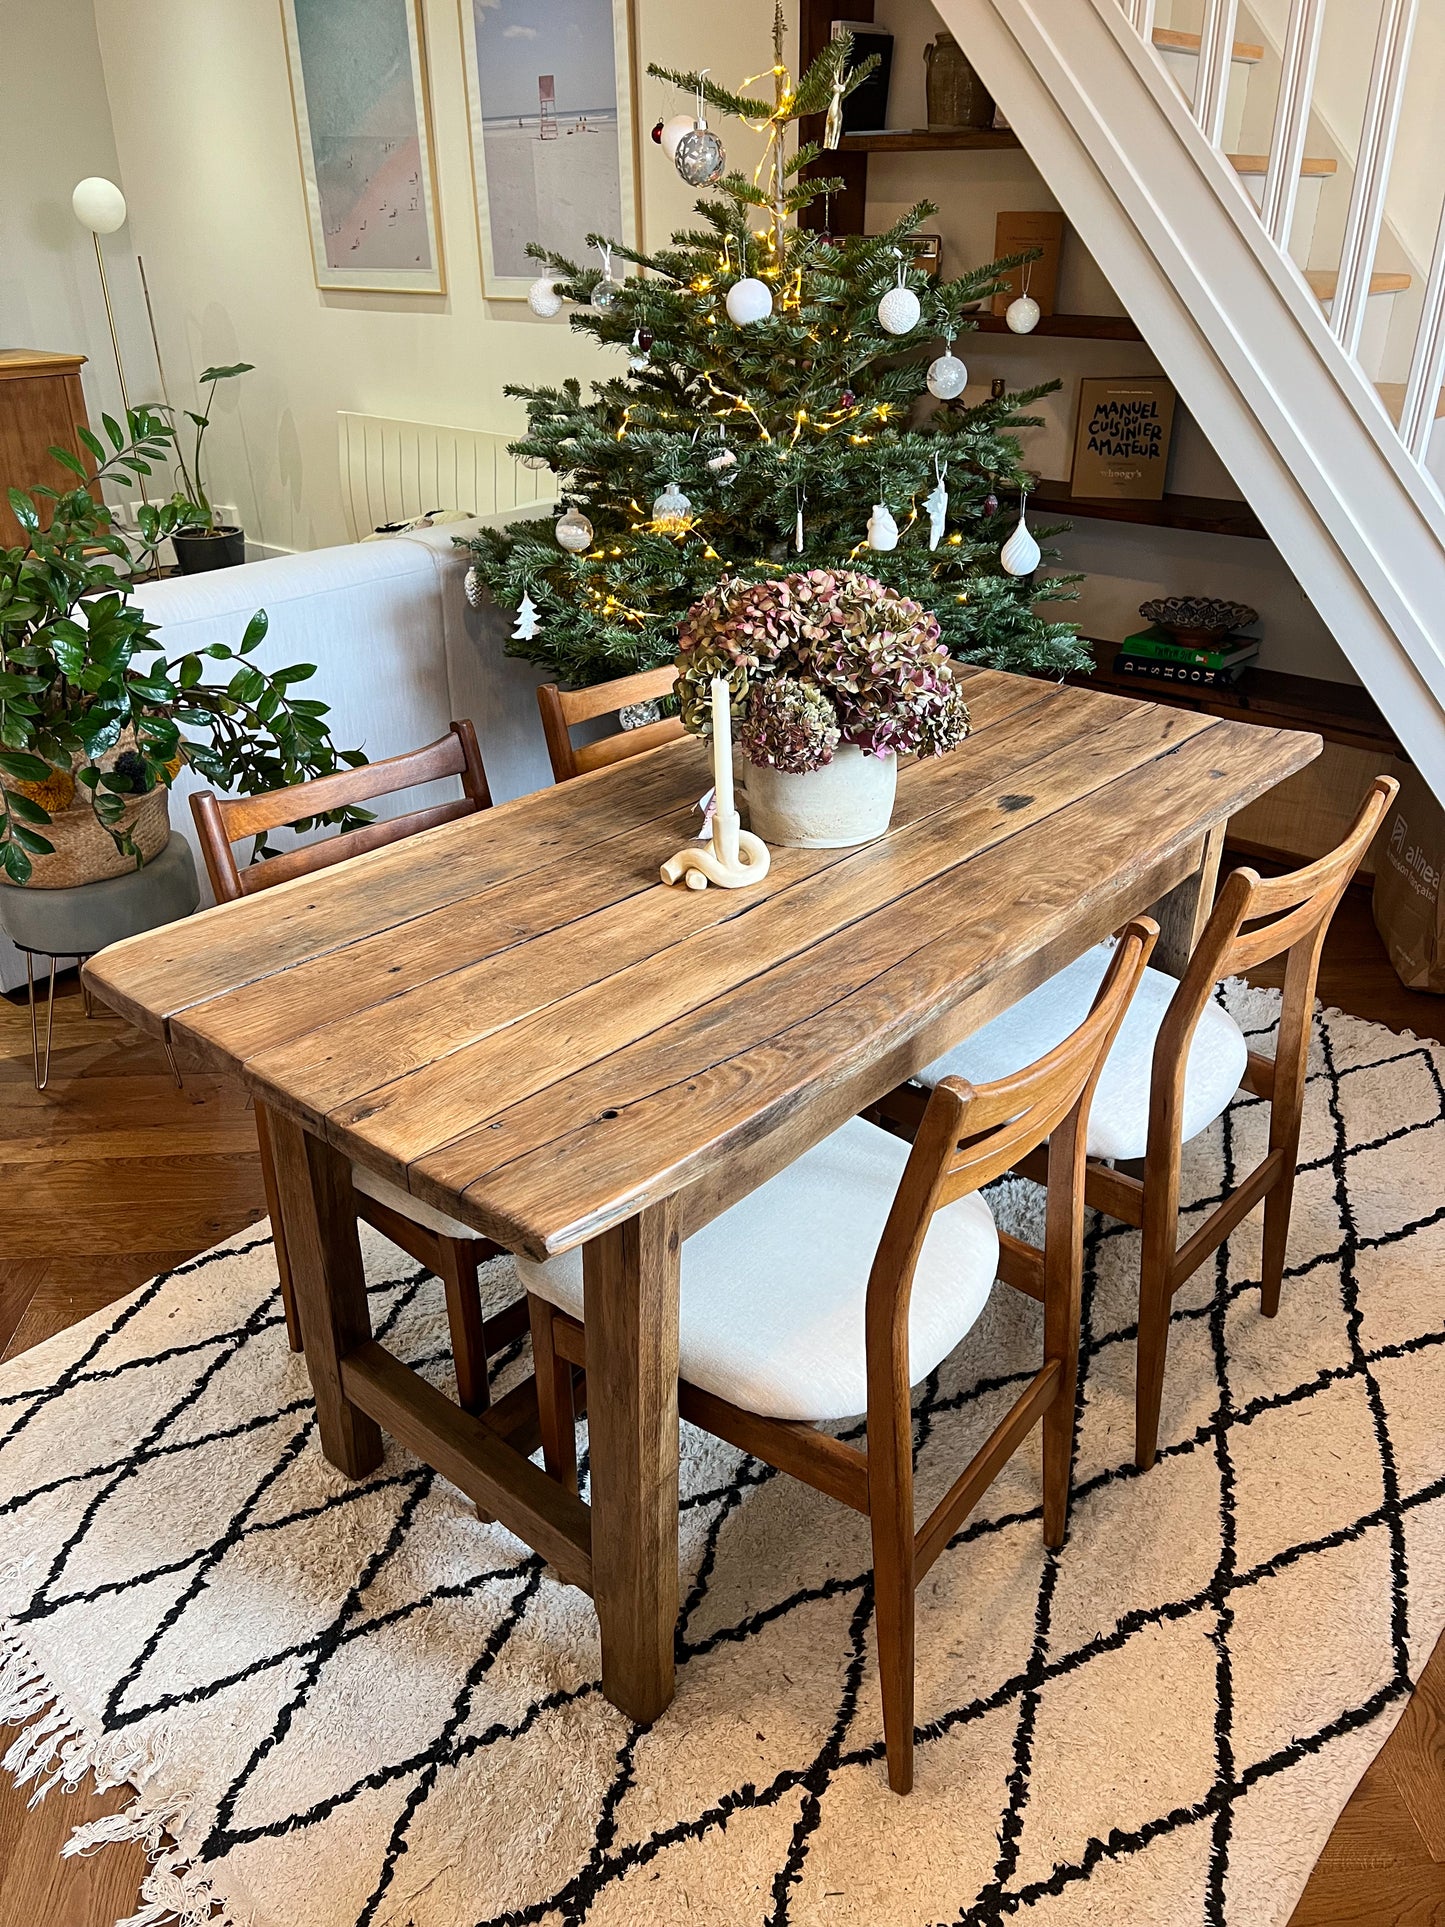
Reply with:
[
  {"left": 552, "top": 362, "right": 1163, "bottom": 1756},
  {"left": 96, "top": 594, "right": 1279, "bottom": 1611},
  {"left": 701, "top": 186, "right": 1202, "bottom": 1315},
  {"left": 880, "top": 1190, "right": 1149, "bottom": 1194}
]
[{"left": 711, "top": 675, "right": 734, "bottom": 819}]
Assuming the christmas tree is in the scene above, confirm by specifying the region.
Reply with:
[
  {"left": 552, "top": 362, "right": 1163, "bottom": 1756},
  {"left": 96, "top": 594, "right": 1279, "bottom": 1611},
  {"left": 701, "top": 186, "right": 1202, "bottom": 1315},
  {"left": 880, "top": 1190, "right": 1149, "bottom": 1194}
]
[{"left": 463, "top": 8, "right": 1088, "bottom": 687}]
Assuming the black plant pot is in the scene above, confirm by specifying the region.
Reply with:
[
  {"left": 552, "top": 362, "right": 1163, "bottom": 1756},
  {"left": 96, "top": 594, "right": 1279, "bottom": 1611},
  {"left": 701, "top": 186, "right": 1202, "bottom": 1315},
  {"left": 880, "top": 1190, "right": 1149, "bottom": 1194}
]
[{"left": 171, "top": 525, "right": 246, "bottom": 574}]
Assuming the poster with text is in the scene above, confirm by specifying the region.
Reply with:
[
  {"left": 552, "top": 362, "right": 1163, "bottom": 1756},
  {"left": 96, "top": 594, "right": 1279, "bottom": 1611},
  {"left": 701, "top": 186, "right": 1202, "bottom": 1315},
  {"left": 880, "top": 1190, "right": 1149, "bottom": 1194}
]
[
  {"left": 282, "top": 0, "right": 444, "bottom": 294},
  {"left": 461, "top": 0, "right": 638, "bottom": 299},
  {"left": 1070, "top": 377, "right": 1177, "bottom": 501}
]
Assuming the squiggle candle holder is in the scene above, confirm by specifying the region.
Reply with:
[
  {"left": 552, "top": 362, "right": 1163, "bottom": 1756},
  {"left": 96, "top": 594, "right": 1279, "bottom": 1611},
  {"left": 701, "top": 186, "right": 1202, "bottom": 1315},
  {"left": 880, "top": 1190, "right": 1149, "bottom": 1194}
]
[{"left": 661, "top": 676, "right": 771, "bottom": 891}]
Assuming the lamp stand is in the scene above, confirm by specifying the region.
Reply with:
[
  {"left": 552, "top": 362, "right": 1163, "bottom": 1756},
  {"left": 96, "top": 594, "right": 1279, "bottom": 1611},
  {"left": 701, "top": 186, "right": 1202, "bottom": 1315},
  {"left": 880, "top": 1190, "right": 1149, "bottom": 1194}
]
[{"left": 91, "top": 231, "right": 148, "bottom": 506}]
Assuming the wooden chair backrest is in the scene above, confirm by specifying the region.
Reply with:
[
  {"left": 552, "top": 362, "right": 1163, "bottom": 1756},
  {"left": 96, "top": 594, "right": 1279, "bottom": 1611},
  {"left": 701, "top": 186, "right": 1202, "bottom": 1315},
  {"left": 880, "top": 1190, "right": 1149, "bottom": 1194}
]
[
  {"left": 537, "top": 666, "right": 683, "bottom": 783},
  {"left": 1153, "top": 775, "right": 1398, "bottom": 1103},
  {"left": 866, "top": 919, "right": 1159, "bottom": 1322},
  {"left": 190, "top": 719, "right": 491, "bottom": 903}
]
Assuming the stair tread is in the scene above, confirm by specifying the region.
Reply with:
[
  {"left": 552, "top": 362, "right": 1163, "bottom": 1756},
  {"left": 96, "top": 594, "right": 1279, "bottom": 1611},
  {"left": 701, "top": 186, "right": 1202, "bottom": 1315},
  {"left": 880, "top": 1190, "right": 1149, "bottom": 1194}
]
[
  {"left": 1152, "top": 26, "right": 1265, "bottom": 63},
  {"left": 1377, "top": 381, "right": 1445, "bottom": 424},
  {"left": 1306, "top": 268, "right": 1413, "bottom": 299},
  {"left": 1230, "top": 153, "right": 1338, "bottom": 177}
]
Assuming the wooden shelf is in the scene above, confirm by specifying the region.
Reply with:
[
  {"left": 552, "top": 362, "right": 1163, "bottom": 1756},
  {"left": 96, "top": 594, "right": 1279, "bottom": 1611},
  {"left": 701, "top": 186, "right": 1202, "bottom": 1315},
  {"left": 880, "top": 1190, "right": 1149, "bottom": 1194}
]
[
  {"left": 837, "top": 128, "right": 1023, "bottom": 153},
  {"left": 1032, "top": 479, "right": 1267, "bottom": 540},
  {"left": 969, "top": 312, "right": 1144, "bottom": 341},
  {"left": 1076, "top": 646, "right": 1401, "bottom": 757}
]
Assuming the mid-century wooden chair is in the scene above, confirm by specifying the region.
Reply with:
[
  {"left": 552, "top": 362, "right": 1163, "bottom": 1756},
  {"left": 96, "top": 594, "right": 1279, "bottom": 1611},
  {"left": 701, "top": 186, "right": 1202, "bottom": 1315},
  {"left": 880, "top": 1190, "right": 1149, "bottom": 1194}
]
[
  {"left": 894, "top": 777, "right": 1398, "bottom": 1470},
  {"left": 537, "top": 666, "right": 682, "bottom": 783},
  {"left": 524, "top": 919, "right": 1158, "bottom": 1793},
  {"left": 190, "top": 721, "right": 526, "bottom": 1407}
]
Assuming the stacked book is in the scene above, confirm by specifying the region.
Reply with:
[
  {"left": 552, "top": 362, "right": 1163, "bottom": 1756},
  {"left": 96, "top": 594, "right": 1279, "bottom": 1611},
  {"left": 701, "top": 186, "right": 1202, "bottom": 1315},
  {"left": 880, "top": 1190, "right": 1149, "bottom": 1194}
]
[{"left": 1112, "top": 627, "right": 1259, "bottom": 690}]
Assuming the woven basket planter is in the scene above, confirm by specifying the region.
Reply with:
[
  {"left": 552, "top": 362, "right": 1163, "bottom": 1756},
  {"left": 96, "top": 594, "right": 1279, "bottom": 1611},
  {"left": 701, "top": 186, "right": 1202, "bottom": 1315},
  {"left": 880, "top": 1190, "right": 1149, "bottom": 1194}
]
[{"left": 2, "top": 734, "right": 172, "bottom": 889}]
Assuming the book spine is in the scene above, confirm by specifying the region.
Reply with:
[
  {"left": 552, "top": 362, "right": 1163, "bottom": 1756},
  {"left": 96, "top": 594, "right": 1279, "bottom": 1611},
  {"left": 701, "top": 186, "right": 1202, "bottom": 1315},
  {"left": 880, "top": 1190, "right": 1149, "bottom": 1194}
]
[
  {"left": 1120, "top": 634, "right": 1245, "bottom": 669},
  {"left": 1114, "top": 654, "right": 1247, "bottom": 690}
]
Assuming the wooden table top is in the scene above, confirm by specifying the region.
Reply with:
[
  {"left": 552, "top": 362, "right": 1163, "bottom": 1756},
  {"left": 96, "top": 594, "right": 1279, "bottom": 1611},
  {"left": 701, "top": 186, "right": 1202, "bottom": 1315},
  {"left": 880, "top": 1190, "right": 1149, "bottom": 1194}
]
[{"left": 85, "top": 670, "right": 1318, "bottom": 1260}]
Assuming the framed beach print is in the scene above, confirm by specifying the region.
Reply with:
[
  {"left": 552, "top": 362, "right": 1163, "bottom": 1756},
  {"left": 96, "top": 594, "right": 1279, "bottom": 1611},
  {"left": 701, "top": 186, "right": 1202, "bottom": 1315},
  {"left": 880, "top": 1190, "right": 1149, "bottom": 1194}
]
[
  {"left": 280, "top": 0, "right": 445, "bottom": 294},
  {"left": 460, "top": 0, "right": 639, "bottom": 299}
]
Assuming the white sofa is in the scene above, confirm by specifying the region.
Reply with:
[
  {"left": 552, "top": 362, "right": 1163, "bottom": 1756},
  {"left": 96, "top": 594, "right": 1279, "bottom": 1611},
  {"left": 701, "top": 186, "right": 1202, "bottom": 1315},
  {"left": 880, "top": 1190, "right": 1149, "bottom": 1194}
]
[{"left": 0, "top": 519, "right": 557, "bottom": 991}]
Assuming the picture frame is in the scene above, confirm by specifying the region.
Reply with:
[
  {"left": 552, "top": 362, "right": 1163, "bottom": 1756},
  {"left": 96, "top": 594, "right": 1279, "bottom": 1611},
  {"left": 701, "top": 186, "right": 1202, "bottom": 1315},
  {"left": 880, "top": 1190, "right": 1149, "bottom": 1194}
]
[
  {"left": 279, "top": 0, "right": 445, "bottom": 295},
  {"left": 459, "top": 0, "right": 639, "bottom": 300}
]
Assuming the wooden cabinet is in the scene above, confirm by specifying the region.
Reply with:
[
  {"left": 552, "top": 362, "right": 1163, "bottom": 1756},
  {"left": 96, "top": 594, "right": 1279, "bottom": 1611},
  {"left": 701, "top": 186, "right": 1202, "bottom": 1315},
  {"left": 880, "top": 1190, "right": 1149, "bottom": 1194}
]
[{"left": 0, "top": 350, "right": 98, "bottom": 546}]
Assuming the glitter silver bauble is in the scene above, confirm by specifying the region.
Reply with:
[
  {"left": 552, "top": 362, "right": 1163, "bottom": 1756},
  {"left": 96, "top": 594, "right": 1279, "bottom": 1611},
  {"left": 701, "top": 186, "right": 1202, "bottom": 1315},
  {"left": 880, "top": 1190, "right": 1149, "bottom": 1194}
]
[
  {"left": 926, "top": 351, "right": 968, "bottom": 400},
  {"left": 554, "top": 507, "right": 594, "bottom": 553},
  {"left": 464, "top": 566, "right": 485, "bottom": 608},
  {"left": 527, "top": 276, "right": 563, "bottom": 318},
  {"left": 1006, "top": 295, "right": 1041, "bottom": 334},
  {"left": 675, "top": 125, "right": 726, "bottom": 186},
  {"left": 876, "top": 283, "right": 922, "bottom": 335}
]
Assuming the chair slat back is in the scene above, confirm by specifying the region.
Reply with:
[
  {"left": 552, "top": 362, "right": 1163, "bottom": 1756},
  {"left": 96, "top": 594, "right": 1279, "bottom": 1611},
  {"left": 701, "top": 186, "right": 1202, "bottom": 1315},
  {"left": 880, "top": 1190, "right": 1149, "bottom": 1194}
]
[
  {"left": 538, "top": 667, "right": 683, "bottom": 783},
  {"left": 190, "top": 720, "right": 491, "bottom": 903}
]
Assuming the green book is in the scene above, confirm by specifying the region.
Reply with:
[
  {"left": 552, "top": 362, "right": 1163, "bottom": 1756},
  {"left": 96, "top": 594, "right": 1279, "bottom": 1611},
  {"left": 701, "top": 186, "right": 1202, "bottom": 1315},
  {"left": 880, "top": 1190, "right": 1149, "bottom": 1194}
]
[{"left": 1121, "top": 626, "right": 1257, "bottom": 670}]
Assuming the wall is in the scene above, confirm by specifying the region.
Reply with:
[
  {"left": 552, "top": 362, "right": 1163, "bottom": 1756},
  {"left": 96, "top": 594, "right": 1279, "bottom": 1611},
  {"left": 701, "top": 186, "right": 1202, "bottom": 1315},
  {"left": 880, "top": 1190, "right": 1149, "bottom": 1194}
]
[
  {"left": 91, "top": 0, "right": 779, "bottom": 555},
  {"left": 0, "top": 0, "right": 157, "bottom": 460}
]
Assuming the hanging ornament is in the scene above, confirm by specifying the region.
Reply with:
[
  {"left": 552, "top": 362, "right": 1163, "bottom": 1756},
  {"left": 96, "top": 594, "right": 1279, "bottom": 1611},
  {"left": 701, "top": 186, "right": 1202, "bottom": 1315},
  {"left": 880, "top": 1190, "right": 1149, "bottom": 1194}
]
[
  {"left": 926, "top": 331, "right": 968, "bottom": 400},
  {"left": 628, "top": 327, "right": 651, "bottom": 371},
  {"left": 554, "top": 506, "right": 594, "bottom": 553},
  {"left": 707, "top": 445, "right": 737, "bottom": 474},
  {"left": 511, "top": 592, "right": 541, "bottom": 641},
  {"left": 527, "top": 276, "right": 563, "bottom": 318},
  {"left": 794, "top": 489, "right": 806, "bottom": 554},
  {"left": 464, "top": 566, "right": 485, "bottom": 609},
  {"left": 1000, "top": 498, "right": 1041, "bottom": 576},
  {"left": 1006, "top": 263, "right": 1041, "bottom": 334},
  {"left": 656, "top": 113, "right": 698, "bottom": 159},
  {"left": 867, "top": 502, "right": 899, "bottom": 551},
  {"left": 518, "top": 451, "right": 550, "bottom": 471},
  {"left": 726, "top": 277, "right": 773, "bottom": 325},
  {"left": 877, "top": 253, "right": 922, "bottom": 336},
  {"left": 984, "top": 492, "right": 1000, "bottom": 516},
  {"left": 675, "top": 75, "right": 725, "bottom": 186},
  {"left": 840, "top": 388, "right": 855, "bottom": 409},
  {"left": 590, "top": 243, "right": 624, "bottom": 310},
  {"left": 651, "top": 480, "right": 693, "bottom": 533},
  {"left": 924, "top": 458, "right": 949, "bottom": 551},
  {"left": 823, "top": 61, "right": 846, "bottom": 150}
]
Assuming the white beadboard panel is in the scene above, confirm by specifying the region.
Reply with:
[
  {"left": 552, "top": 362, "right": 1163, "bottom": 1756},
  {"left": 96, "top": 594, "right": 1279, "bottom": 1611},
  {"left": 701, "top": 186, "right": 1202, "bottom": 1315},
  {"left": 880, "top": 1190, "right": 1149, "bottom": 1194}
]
[{"left": 338, "top": 412, "right": 559, "bottom": 540}]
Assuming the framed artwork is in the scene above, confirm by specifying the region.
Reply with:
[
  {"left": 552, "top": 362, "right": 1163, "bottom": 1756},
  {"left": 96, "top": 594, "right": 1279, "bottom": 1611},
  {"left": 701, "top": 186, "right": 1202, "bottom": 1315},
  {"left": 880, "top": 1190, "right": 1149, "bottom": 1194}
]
[
  {"left": 280, "top": 0, "right": 445, "bottom": 294},
  {"left": 459, "top": 0, "right": 639, "bottom": 299}
]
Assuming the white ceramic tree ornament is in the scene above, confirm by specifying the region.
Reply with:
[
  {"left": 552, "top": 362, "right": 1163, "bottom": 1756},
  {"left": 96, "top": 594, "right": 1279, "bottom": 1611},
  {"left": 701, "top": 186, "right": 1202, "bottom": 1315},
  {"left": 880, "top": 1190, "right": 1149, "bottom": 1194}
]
[
  {"left": 867, "top": 501, "right": 899, "bottom": 551},
  {"left": 924, "top": 458, "right": 949, "bottom": 551},
  {"left": 726, "top": 277, "right": 773, "bottom": 325},
  {"left": 464, "top": 566, "right": 485, "bottom": 609},
  {"left": 554, "top": 506, "right": 594, "bottom": 553},
  {"left": 527, "top": 276, "right": 563, "bottom": 318},
  {"left": 658, "top": 114, "right": 697, "bottom": 159},
  {"left": 1000, "top": 498, "right": 1041, "bottom": 576},
  {"left": 877, "top": 254, "right": 921, "bottom": 336},
  {"left": 511, "top": 592, "right": 540, "bottom": 641},
  {"left": 662, "top": 676, "right": 770, "bottom": 891}
]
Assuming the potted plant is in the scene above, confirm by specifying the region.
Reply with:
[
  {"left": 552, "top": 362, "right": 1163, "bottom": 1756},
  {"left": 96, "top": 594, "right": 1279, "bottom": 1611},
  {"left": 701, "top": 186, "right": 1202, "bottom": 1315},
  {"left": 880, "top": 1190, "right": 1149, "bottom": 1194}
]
[
  {"left": 674, "top": 568, "right": 972, "bottom": 849},
  {"left": 0, "top": 408, "right": 367, "bottom": 887},
  {"left": 161, "top": 360, "right": 254, "bottom": 573}
]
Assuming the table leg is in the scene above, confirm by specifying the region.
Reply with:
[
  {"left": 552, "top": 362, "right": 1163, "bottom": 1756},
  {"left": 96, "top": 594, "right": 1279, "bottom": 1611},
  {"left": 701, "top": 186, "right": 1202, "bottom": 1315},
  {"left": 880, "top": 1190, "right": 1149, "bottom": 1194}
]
[
  {"left": 267, "top": 1108, "right": 383, "bottom": 1479},
  {"left": 1147, "top": 823, "right": 1227, "bottom": 976},
  {"left": 583, "top": 1197, "right": 681, "bottom": 1724}
]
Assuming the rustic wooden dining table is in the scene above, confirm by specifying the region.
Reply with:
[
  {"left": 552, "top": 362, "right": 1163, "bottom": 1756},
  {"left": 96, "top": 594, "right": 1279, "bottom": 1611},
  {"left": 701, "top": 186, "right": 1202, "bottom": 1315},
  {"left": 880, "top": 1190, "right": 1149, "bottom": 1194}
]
[{"left": 84, "top": 667, "right": 1317, "bottom": 1725}]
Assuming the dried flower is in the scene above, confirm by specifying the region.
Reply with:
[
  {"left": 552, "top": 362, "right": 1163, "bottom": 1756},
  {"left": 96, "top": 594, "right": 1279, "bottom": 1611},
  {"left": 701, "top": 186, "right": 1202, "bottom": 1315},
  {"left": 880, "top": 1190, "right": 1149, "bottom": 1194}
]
[{"left": 737, "top": 676, "right": 841, "bottom": 774}]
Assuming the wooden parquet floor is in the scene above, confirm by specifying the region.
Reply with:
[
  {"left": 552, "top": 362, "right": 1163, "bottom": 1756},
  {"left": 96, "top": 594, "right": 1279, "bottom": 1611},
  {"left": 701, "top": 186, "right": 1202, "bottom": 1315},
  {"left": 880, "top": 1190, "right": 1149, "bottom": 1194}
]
[{"left": 0, "top": 878, "right": 1441, "bottom": 1926}]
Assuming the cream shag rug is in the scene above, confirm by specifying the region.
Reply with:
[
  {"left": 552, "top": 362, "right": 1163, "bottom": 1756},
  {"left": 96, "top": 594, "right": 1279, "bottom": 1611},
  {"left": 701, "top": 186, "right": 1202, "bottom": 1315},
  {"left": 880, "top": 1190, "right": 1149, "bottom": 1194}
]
[{"left": 2, "top": 987, "right": 1444, "bottom": 1927}]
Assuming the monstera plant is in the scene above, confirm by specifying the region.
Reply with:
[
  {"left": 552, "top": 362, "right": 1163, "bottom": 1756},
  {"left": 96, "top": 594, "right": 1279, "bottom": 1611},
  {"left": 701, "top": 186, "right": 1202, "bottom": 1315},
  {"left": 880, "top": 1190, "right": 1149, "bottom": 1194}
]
[{"left": 0, "top": 407, "right": 366, "bottom": 886}]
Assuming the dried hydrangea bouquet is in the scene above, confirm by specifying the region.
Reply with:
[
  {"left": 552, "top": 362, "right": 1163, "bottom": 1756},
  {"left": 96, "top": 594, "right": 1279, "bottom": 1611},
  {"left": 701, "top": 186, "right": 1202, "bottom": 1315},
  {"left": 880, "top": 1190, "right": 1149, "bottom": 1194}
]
[{"left": 674, "top": 568, "right": 973, "bottom": 848}]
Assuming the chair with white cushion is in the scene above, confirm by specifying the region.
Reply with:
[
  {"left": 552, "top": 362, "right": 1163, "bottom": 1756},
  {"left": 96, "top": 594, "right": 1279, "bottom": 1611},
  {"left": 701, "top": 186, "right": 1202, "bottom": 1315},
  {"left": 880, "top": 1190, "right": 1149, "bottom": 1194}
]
[
  {"left": 525, "top": 919, "right": 1158, "bottom": 1794},
  {"left": 190, "top": 722, "right": 526, "bottom": 1408},
  {"left": 886, "top": 778, "right": 1398, "bottom": 1471}
]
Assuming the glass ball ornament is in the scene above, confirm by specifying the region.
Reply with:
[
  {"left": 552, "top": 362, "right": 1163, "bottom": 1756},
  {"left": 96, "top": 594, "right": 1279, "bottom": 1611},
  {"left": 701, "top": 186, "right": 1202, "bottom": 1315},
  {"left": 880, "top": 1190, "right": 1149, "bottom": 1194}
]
[
  {"left": 877, "top": 283, "right": 922, "bottom": 336},
  {"left": 657, "top": 113, "right": 697, "bottom": 160},
  {"left": 725, "top": 277, "right": 773, "bottom": 326},
  {"left": 554, "top": 506, "right": 594, "bottom": 553},
  {"left": 1006, "top": 295, "right": 1041, "bottom": 334},
  {"left": 591, "top": 274, "right": 624, "bottom": 311},
  {"left": 651, "top": 481, "right": 693, "bottom": 532},
  {"left": 675, "top": 123, "right": 725, "bottom": 186},
  {"left": 926, "top": 351, "right": 968, "bottom": 400},
  {"left": 526, "top": 276, "right": 563, "bottom": 318},
  {"left": 518, "top": 451, "right": 551, "bottom": 471}
]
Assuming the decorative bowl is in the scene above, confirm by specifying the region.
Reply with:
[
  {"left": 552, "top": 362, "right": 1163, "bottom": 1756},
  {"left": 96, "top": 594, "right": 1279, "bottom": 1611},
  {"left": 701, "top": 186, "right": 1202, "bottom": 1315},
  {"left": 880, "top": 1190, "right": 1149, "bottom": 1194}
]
[{"left": 1138, "top": 596, "right": 1258, "bottom": 646}]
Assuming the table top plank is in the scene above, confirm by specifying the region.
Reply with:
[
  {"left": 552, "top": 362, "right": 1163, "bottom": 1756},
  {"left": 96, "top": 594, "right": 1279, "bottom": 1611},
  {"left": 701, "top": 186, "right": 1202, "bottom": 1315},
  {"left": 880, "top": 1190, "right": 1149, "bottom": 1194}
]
[
  {"left": 406, "top": 717, "right": 1314, "bottom": 1253},
  {"left": 235, "top": 677, "right": 1136, "bottom": 1116}
]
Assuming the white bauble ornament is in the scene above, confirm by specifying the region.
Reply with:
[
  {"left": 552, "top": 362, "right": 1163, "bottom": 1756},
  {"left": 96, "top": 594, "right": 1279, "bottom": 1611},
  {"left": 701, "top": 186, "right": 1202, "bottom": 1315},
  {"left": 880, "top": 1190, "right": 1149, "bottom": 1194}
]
[
  {"left": 877, "top": 284, "right": 921, "bottom": 336},
  {"left": 926, "top": 351, "right": 968, "bottom": 400},
  {"left": 651, "top": 481, "right": 693, "bottom": 532},
  {"left": 867, "top": 502, "right": 899, "bottom": 551},
  {"left": 1000, "top": 506, "right": 1041, "bottom": 576},
  {"left": 676, "top": 124, "right": 726, "bottom": 186},
  {"left": 511, "top": 592, "right": 540, "bottom": 641},
  {"left": 527, "top": 276, "right": 563, "bottom": 318},
  {"left": 1006, "top": 295, "right": 1041, "bottom": 335},
  {"left": 554, "top": 507, "right": 594, "bottom": 553},
  {"left": 658, "top": 113, "right": 697, "bottom": 159},
  {"left": 725, "top": 277, "right": 773, "bottom": 326},
  {"left": 464, "top": 566, "right": 485, "bottom": 609}
]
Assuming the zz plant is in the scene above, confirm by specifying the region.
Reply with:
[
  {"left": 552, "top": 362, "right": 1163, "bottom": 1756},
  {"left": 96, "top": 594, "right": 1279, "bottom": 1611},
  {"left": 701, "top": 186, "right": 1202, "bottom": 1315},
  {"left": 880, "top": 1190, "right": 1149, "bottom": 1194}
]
[{"left": 0, "top": 407, "right": 366, "bottom": 884}]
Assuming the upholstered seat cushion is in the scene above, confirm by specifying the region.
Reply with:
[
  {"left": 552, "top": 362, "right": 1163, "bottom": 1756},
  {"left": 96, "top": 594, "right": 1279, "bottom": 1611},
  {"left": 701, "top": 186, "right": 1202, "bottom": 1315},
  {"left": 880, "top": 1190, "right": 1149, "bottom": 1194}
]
[
  {"left": 352, "top": 1164, "right": 488, "bottom": 1242},
  {"left": 917, "top": 944, "right": 1248, "bottom": 1162},
  {"left": 518, "top": 1117, "right": 999, "bottom": 1423}
]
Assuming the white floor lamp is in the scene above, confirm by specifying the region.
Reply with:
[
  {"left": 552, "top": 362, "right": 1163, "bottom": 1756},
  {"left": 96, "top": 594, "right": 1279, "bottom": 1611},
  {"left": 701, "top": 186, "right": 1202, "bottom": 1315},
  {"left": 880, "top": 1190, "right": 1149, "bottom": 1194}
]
[{"left": 71, "top": 175, "right": 148, "bottom": 504}]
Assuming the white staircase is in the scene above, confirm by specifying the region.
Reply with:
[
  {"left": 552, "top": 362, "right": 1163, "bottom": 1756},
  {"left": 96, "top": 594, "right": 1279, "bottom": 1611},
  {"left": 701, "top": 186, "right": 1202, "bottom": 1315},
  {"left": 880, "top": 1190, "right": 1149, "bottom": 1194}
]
[{"left": 940, "top": 0, "right": 1445, "bottom": 795}]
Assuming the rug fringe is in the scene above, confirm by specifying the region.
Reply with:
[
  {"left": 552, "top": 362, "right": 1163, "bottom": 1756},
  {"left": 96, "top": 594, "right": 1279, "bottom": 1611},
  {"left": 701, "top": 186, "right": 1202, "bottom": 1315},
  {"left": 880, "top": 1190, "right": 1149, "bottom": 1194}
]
[{"left": 1, "top": 1620, "right": 246, "bottom": 1927}]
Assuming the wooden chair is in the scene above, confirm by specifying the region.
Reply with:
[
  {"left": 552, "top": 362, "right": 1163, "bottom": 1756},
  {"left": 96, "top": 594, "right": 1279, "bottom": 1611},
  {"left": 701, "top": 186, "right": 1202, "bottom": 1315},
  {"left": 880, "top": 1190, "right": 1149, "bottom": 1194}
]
[
  {"left": 537, "top": 666, "right": 683, "bottom": 783},
  {"left": 892, "top": 777, "right": 1398, "bottom": 1471},
  {"left": 190, "top": 722, "right": 526, "bottom": 1405},
  {"left": 524, "top": 919, "right": 1158, "bottom": 1793}
]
